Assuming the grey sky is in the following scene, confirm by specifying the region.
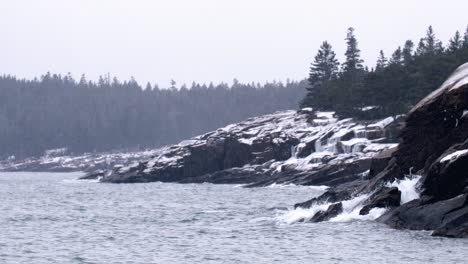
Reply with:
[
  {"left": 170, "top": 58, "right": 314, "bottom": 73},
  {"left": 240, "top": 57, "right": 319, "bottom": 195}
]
[{"left": 2, "top": 0, "right": 468, "bottom": 87}]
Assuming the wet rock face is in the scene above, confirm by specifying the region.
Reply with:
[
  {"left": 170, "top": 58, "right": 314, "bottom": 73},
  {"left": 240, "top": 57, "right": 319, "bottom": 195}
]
[
  {"left": 291, "top": 63, "right": 468, "bottom": 238},
  {"left": 422, "top": 143, "right": 468, "bottom": 201},
  {"left": 370, "top": 63, "right": 468, "bottom": 238},
  {"left": 378, "top": 194, "right": 468, "bottom": 232},
  {"left": 95, "top": 109, "right": 399, "bottom": 186},
  {"left": 371, "top": 64, "right": 468, "bottom": 186},
  {"left": 368, "top": 147, "right": 397, "bottom": 179},
  {"left": 359, "top": 187, "right": 401, "bottom": 215},
  {"left": 294, "top": 180, "right": 367, "bottom": 209},
  {"left": 310, "top": 202, "right": 343, "bottom": 223},
  {"left": 381, "top": 64, "right": 468, "bottom": 238}
]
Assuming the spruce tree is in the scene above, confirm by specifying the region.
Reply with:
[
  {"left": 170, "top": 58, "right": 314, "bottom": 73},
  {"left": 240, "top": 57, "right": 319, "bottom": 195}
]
[
  {"left": 342, "top": 27, "right": 364, "bottom": 73},
  {"left": 340, "top": 27, "right": 365, "bottom": 112},
  {"left": 300, "top": 41, "right": 339, "bottom": 108},
  {"left": 390, "top": 47, "right": 403, "bottom": 65},
  {"left": 416, "top": 26, "right": 443, "bottom": 55},
  {"left": 308, "top": 41, "right": 340, "bottom": 84},
  {"left": 375, "top": 50, "right": 387, "bottom": 71},
  {"left": 463, "top": 26, "right": 468, "bottom": 47},
  {"left": 448, "top": 31, "right": 462, "bottom": 52},
  {"left": 402, "top": 40, "right": 414, "bottom": 65}
]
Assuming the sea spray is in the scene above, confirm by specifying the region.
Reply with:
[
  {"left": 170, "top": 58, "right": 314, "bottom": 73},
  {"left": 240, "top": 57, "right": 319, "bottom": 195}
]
[
  {"left": 386, "top": 176, "right": 422, "bottom": 204},
  {"left": 277, "top": 203, "right": 331, "bottom": 224},
  {"left": 278, "top": 176, "right": 422, "bottom": 224},
  {"left": 277, "top": 193, "right": 387, "bottom": 224}
]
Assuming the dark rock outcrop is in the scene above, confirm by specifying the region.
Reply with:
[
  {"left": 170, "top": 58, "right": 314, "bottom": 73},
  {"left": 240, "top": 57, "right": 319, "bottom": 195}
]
[
  {"left": 378, "top": 194, "right": 468, "bottom": 231},
  {"left": 359, "top": 187, "right": 401, "bottom": 215},
  {"left": 368, "top": 147, "right": 397, "bottom": 179},
  {"left": 310, "top": 202, "right": 343, "bottom": 223},
  {"left": 294, "top": 63, "right": 468, "bottom": 238},
  {"left": 95, "top": 110, "right": 399, "bottom": 186},
  {"left": 294, "top": 180, "right": 366, "bottom": 209},
  {"left": 375, "top": 63, "right": 468, "bottom": 238}
]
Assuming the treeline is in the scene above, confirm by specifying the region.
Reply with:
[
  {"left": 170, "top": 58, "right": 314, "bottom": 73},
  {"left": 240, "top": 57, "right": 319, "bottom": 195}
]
[
  {"left": 0, "top": 75, "right": 306, "bottom": 158},
  {"left": 301, "top": 26, "right": 468, "bottom": 119}
]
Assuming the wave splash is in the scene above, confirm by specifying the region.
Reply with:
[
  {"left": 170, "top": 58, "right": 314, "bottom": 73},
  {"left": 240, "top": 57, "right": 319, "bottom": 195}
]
[
  {"left": 386, "top": 175, "right": 422, "bottom": 204},
  {"left": 277, "top": 176, "right": 421, "bottom": 224}
]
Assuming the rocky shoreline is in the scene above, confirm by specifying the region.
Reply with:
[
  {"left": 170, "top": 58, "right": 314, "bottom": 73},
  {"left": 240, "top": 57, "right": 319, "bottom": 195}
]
[
  {"left": 87, "top": 109, "right": 401, "bottom": 187},
  {"left": 294, "top": 63, "right": 468, "bottom": 238},
  {"left": 2, "top": 64, "right": 467, "bottom": 238}
]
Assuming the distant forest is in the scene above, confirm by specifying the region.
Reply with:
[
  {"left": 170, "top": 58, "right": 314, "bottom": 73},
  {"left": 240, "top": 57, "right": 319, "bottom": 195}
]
[
  {"left": 301, "top": 25, "right": 468, "bottom": 119},
  {"left": 2, "top": 25, "right": 468, "bottom": 159},
  {"left": 0, "top": 75, "right": 306, "bottom": 158}
]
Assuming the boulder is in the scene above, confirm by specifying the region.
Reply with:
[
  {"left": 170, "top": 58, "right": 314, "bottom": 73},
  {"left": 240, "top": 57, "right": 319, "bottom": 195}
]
[
  {"left": 309, "top": 202, "right": 343, "bottom": 223},
  {"left": 359, "top": 187, "right": 401, "bottom": 215},
  {"left": 294, "top": 180, "right": 366, "bottom": 209},
  {"left": 378, "top": 194, "right": 468, "bottom": 231},
  {"left": 421, "top": 145, "right": 468, "bottom": 201},
  {"left": 368, "top": 147, "right": 397, "bottom": 179}
]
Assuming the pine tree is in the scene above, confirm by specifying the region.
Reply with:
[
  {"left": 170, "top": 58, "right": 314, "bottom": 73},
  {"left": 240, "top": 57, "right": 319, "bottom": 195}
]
[
  {"left": 79, "top": 74, "right": 87, "bottom": 86},
  {"left": 308, "top": 41, "right": 340, "bottom": 85},
  {"left": 342, "top": 27, "right": 364, "bottom": 73},
  {"left": 170, "top": 79, "right": 177, "bottom": 90},
  {"left": 300, "top": 41, "right": 339, "bottom": 108},
  {"left": 375, "top": 50, "right": 387, "bottom": 71},
  {"left": 145, "top": 82, "right": 152, "bottom": 91},
  {"left": 402, "top": 40, "right": 414, "bottom": 65},
  {"left": 416, "top": 38, "right": 426, "bottom": 56},
  {"left": 416, "top": 26, "right": 443, "bottom": 55},
  {"left": 448, "top": 31, "right": 462, "bottom": 52},
  {"left": 463, "top": 26, "right": 468, "bottom": 47},
  {"left": 390, "top": 47, "right": 402, "bottom": 65}
]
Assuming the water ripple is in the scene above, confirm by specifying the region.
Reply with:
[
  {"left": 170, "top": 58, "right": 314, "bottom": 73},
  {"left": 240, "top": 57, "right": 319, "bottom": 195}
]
[{"left": 0, "top": 172, "right": 467, "bottom": 264}]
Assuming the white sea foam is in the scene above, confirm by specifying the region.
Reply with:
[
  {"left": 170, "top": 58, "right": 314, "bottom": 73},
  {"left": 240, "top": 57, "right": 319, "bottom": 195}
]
[
  {"left": 277, "top": 203, "right": 331, "bottom": 224},
  {"left": 328, "top": 194, "right": 370, "bottom": 222},
  {"left": 386, "top": 176, "right": 421, "bottom": 204},
  {"left": 277, "top": 192, "right": 388, "bottom": 224},
  {"left": 278, "top": 177, "right": 422, "bottom": 224}
]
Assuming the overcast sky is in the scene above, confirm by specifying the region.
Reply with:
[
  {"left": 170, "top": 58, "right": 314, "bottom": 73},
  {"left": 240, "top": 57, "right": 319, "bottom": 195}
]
[{"left": 1, "top": 0, "right": 468, "bottom": 87}]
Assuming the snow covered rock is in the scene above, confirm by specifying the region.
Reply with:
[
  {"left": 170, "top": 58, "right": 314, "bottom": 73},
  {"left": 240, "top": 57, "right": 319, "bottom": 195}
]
[
  {"left": 294, "top": 63, "right": 468, "bottom": 238},
  {"left": 0, "top": 149, "right": 161, "bottom": 172},
  {"left": 98, "top": 109, "right": 400, "bottom": 185}
]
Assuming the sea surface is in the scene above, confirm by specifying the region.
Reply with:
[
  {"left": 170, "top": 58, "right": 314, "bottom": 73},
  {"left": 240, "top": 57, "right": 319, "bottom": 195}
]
[{"left": 1, "top": 172, "right": 467, "bottom": 264}]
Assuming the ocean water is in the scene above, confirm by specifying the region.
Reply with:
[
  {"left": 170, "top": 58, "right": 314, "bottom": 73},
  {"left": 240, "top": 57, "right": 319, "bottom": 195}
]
[{"left": 1, "top": 172, "right": 467, "bottom": 264}]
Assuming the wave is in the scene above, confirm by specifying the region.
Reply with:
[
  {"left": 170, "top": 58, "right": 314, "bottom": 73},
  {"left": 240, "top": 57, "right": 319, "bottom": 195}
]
[
  {"left": 276, "top": 176, "right": 422, "bottom": 224},
  {"left": 386, "top": 175, "right": 422, "bottom": 204}
]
